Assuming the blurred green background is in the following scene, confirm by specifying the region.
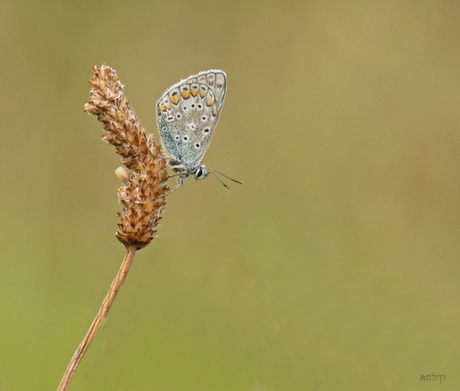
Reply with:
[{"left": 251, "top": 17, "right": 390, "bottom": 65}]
[{"left": 1, "top": 1, "right": 460, "bottom": 390}]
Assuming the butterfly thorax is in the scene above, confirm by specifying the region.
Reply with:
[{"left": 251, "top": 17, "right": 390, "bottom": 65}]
[{"left": 168, "top": 158, "right": 208, "bottom": 181}]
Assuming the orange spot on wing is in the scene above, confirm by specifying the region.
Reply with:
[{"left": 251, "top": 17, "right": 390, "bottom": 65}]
[{"left": 171, "top": 93, "right": 180, "bottom": 105}]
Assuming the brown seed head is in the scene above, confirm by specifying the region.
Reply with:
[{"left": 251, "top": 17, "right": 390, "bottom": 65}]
[{"left": 84, "top": 64, "right": 169, "bottom": 249}]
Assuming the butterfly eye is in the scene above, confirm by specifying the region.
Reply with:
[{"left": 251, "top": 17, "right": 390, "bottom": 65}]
[
  {"left": 194, "top": 167, "right": 207, "bottom": 180},
  {"left": 201, "top": 115, "right": 207, "bottom": 122},
  {"left": 183, "top": 135, "right": 189, "bottom": 142},
  {"left": 197, "top": 104, "right": 203, "bottom": 110},
  {"left": 203, "top": 128, "right": 210, "bottom": 134},
  {"left": 176, "top": 113, "right": 181, "bottom": 119},
  {"left": 174, "top": 135, "right": 180, "bottom": 141},
  {"left": 167, "top": 115, "right": 174, "bottom": 121},
  {"left": 194, "top": 143, "right": 201, "bottom": 149}
]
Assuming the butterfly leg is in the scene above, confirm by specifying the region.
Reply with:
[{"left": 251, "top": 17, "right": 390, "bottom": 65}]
[{"left": 166, "top": 175, "right": 184, "bottom": 194}]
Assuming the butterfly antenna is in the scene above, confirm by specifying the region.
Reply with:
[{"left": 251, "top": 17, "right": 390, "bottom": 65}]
[
  {"left": 210, "top": 171, "right": 230, "bottom": 189},
  {"left": 208, "top": 167, "right": 243, "bottom": 185}
]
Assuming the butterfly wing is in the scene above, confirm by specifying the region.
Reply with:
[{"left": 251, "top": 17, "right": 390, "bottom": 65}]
[{"left": 156, "top": 70, "right": 226, "bottom": 170}]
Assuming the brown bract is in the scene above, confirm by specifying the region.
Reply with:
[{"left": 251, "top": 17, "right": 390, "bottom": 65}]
[{"left": 84, "top": 64, "right": 168, "bottom": 249}]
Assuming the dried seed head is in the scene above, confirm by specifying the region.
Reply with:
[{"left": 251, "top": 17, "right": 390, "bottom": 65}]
[{"left": 84, "top": 64, "right": 169, "bottom": 249}]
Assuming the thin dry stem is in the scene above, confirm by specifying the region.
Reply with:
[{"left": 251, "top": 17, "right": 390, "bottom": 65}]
[{"left": 57, "top": 245, "right": 137, "bottom": 391}]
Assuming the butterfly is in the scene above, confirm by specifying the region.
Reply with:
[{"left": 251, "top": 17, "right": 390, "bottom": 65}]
[{"left": 156, "top": 70, "right": 241, "bottom": 190}]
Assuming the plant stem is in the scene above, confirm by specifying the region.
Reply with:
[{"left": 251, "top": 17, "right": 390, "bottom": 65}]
[{"left": 57, "top": 244, "right": 137, "bottom": 391}]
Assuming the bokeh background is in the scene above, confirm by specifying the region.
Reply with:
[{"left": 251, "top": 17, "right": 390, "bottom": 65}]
[{"left": 1, "top": 1, "right": 460, "bottom": 390}]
